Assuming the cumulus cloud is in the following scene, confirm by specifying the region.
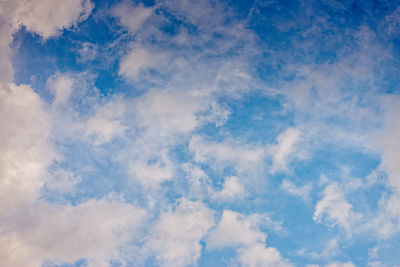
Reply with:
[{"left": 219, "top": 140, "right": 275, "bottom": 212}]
[
  {"left": 207, "top": 210, "right": 290, "bottom": 266},
  {"left": 0, "top": 83, "right": 55, "bottom": 213},
  {"left": 206, "top": 210, "right": 267, "bottom": 249},
  {"left": 145, "top": 199, "right": 215, "bottom": 267},
  {"left": 5, "top": 0, "right": 400, "bottom": 265},
  {"left": 119, "top": 47, "right": 168, "bottom": 80},
  {"left": 135, "top": 90, "right": 203, "bottom": 135},
  {"left": 314, "top": 182, "right": 362, "bottom": 234},
  {"left": 83, "top": 97, "right": 127, "bottom": 145},
  {"left": 0, "top": 0, "right": 93, "bottom": 81},
  {"left": 212, "top": 176, "right": 245, "bottom": 202},
  {"left": 0, "top": 197, "right": 147, "bottom": 267},
  {"left": 238, "top": 244, "right": 293, "bottom": 267},
  {"left": 16, "top": 0, "right": 93, "bottom": 38},
  {"left": 112, "top": 1, "right": 154, "bottom": 33},
  {"left": 2, "top": 0, "right": 94, "bottom": 39},
  {"left": 268, "top": 127, "right": 302, "bottom": 173},
  {"left": 128, "top": 160, "right": 174, "bottom": 188}
]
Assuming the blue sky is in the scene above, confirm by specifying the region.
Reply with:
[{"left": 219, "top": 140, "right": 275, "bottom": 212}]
[{"left": 1, "top": 0, "right": 400, "bottom": 266}]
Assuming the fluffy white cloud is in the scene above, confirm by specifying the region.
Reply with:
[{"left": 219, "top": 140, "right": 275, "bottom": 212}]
[
  {"left": 145, "top": 199, "right": 215, "bottom": 267},
  {"left": 238, "top": 244, "right": 293, "bottom": 267},
  {"left": 83, "top": 97, "right": 127, "bottom": 145},
  {"left": 112, "top": 1, "right": 153, "bottom": 32},
  {"left": 207, "top": 210, "right": 289, "bottom": 266},
  {"left": 0, "top": 197, "right": 147, "bottom": 267},
  {"left": 281, "top": 179, "right": 312, "bottom": 202},
  {"left": 268, "top": 127, "right": 301, "bottom": 173},
  {"left": 128, "top": 160, "right": 174, "bottom": 188},
  {"left": 313, "top": 182, "right": 362, "bottom": 234},
  {"left": 206, "top": 210, "right": 266, "bottom": 249},
  {"left": 212, "top": 176, "right": 244, "bottom": 202},
  {"left": 119, "top": 47, "right": 168, "bottom": 80},
  {"left": 0, "top": 82, "right": 147, "bottom": 267},
  {"left": 15, "top": 0, "right": 93, "bottom": 38},
  {"left": 135, "top": 90, "right": 204, "bottom": 135},
  {"left": 0, "top": 0, "right": 93, "bottom": 81},
  {"left": 46, "top": 73, "right": 127, "bottom": 146},
  {"left": 0, "top": 83, "right": 55, "bottom": 213}
]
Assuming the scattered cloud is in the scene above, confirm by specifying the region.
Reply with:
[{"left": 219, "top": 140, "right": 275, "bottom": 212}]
[
  {"left": 268, "top": 127, "right": 302, "bottom": 173},
  {"left": 145, "top": 199, "right": 215, "bottom": 267},
  {"left": 238, "top": 243, "right": 293, "bottom": 267},
  {"left": 112, "top": 1, "right": 154, "bottom": 33},
  {"left": 212, "top": 176, "right": 245, "bottom": 202},
  {"left": 314, "top": 182, "right": 362, "bottom": 234},
  {"left": 281, "top": 179, "right": 312, "bottom": 202}
]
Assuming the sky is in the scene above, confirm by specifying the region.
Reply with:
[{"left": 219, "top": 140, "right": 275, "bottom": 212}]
[{"left": 1, "top": 0, "right": 400, "bottom": 266}]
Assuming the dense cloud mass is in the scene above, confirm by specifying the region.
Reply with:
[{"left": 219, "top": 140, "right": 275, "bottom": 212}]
[{"left": 1, "top": 0, "right": 400, "bottom": 266}]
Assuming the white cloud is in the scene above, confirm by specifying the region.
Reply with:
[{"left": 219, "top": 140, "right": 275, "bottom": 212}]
[
  {"left": 47, "top": 73, "right": 75, "bottom": 105},
  {"left": 212, "top": 176, "right": 244, "bottom": 202},
  {"left": 128, "top": 160, "right": 174, "bottom": 188},
  {"left": 313, "top": 182, "right": 362, "bottom": 234},
  {"left": 268, "top": 127, "right": 301, "bottom": 173},
  {"left": 119, "top": 47, "right": 168, "bottom": 80},
  {"left": 0, "top": 197, "right": 147, "bottom": 267},
  {"left": 367, "top": 95, "right": 400, "bottom": 238},
  {"left": 135, "top": 90, "right": 203, "bottom": 135},
  {"left": 281, "top": 179, "right": 312, "bottom": 202},
  {"left": 296, "top": 238, "right": 339, "bottom": 260},
  {"left": 15, "top": 0, "right": 93, "bottom": 38},
  {"left": 206, "top": 210, "right": 266, "bottom": 249},
  {"left": 46, "top": 73, "right": 127, "bottom": 146},
  {"left": 238, "top": 244, "right": 293, "bottom": 267},
  {"left": 0, "top": 0, "right": 93, "bottom": 81},
  {"left": 325, "top": 262, "right": 356, "bottom": 267},
  {"left": 145, "top": 199, "right": 215, "bottom": 267},
  {"left": 189, "top": 135, "right": 265, "bottom": 173},
  {"left": 83, "top": 97, "right": 127, "bottom": 145},
  {"left": 0, "top": 83, "right": 56, "bottom": 213},
  {"left": 206, "top": 210, "right": 289, "bottom": 266},
  {"left": 321, "top": 239, "right": 340, "bottom": 258},
  {"left": 112, "top": 1, "right": 153, "bottom": 33},
  {"left": 182, "top": 164, "right": 212, "bottom": 200},
  {"left": 376, "top": 95, "right": 400, "bottom": 191}
]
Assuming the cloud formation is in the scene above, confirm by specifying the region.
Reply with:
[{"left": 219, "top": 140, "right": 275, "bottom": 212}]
[{"left": 2, "top": 0, "right": 400, "bottom": 266}]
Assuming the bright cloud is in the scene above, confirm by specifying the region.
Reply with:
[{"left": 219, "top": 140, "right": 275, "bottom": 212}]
[
  {"left": 268, "top": 127, "right": 302, "bottom": 172},
  {"left": 314, "top": 182, "right": 362, "bottom": 234},
  {"left": 2, "top": 0, "right": 400, "bottom": 266},
  {"left": 0, "top": 197, "right": 147, "bottom": 267},
  {"left": 145, "top": 199, "right": 214, "bottom": 267}
]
